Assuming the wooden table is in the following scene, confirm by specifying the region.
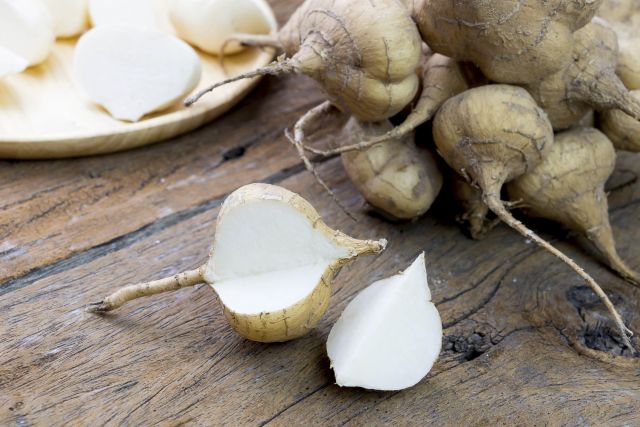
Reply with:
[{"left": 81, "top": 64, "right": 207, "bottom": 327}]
[{"left": 2, "top": 1, "right": 640, "bottom": 425}]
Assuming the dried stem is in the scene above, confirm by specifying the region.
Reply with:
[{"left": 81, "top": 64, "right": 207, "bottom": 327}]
[
  {"left": 86, "top": 266, "right": 206, "bottom": 313},
  {"left": 285, "top": 101, "right": 356, "bottom": 221},
  {"left": 185, "top": 56, "right": 294, "bottom": 106},
  {"left": 220, "top": 33, "right": 282, "bottom": 74},
  {"left": 484, "top": 194, "right": 635, "bottom": 352}
]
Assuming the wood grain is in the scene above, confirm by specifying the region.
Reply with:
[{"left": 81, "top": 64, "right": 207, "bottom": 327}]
[
  {"left": 1, "top": 153, "right": 639, "bottom": 426},
  {"left": 2, "top": 0, "right": 640, "bottom": 424}
]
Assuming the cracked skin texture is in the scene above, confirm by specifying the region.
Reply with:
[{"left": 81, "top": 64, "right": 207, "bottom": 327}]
[
  {"left": 406, "top": 0, "right": 603, "bottom": 84},
  {"left": 524, "top": 20, "right": 640, "bottom": 130},
  {"left": 276, "top": 0, "right": 422, "bottom": 122}
]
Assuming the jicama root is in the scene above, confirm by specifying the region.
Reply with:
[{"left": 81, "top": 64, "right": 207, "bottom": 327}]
[
  {"left": 598, "top": 0, "right": 638, "bottom": 23},
  {"left": 433, "top": 84, "right": 634, "bottom": 350},
  {"left": 187, "top": 0, "right": 423, "bottom": 123},
  {"left": 327, "top": 253, "right": 442, "bottom": 390},
  {"left": 523, "top": 19, "right": 640, "bottom": 131},
  {"left": 598, "top": 90, "right": 640, "bottom": 152},
  {"left": 612, "top": 24, "right": 640, "bottom": 90},
  {"left": 508, "top": 127, "right": 640, "bottom": 285},
  {"left": 449, "top": 173, "right": 498, "bottom": 240},
  {"left": 340, "top": 117, "right": 443, "bottom": 221},
  {"left": 88, "top": 183, "right": 386, "bottom": 343},
  {"left": 407, "top": 0, "right": 602, "bottom": 84}
]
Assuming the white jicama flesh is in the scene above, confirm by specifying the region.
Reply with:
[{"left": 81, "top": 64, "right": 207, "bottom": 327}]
[
  {"left": 0, "top": 46, "right": 28, "bottom": 78},
  {"left": 168, "top": 0, "right": 277, "bottom": 55},
  {"left": 0, "top": 0, "right": 55, "bottom": 66},
  {"left": 87, "top": 183, "right": 387, "bottom": 343},
  {"left": 43, "top": 0, "right": 89, "bottom": 38},
  {"left": 327, "top": 253, "right": 442, "bottom": 391},
  {"left": 74, "top": 26, "right": 201, "bottom": 122},
  {"left": 88, "top": 0, "right": 169, "bottom": 31}
]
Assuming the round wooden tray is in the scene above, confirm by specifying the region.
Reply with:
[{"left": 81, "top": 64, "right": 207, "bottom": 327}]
[{"left": 0, "top": 35, "right": 275, "bottom": 159}]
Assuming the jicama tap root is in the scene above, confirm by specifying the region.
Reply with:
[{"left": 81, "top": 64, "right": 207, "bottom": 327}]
[
  {"left": 508, "top": 127, "right": 640, "bottom": 285},
  {"left": 599, "top": 90, "right": 640, "bottom": 152},
  {"left": 87, "top": 183, "right": 386, "bottom": 343},
  {"left": 449, "top": 173, "right": 499, "bottom": 240},
  {"left": 523, "top": 19, "right": 640, "bottom": 131},
  {"left": 327, "top": 253, "right": 442, "bottom": 390},
  {"left": 186, "top": 0, "right": 423, "bottom": 124},
  {"left": 339, "top": 117, "right": 443, "bottom": 221},
  {"left": 433, "top": 85, "right": 634, "bottom": 350},
  {"left": 408, "top": 0, "right": 602, "bottom": 84}
]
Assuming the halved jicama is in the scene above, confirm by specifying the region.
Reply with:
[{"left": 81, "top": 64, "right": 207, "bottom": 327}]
[
  {"left": 43, "top": 0, "right": 89, "bottom": 38},
  {"left": 74, "top": 26, "right": 201, "bottom": 122},
  {"left": 0, "top": 46, "right": 27, "bottom": 78},
  {"left": 327, "top": 253, "right": 442, "bottom": 390},
  {"left": 0, "top": 0, "right": 55, "bottom": 66},
  {"left": 87, "top": 183, "right": 387, "bottom": 343}
]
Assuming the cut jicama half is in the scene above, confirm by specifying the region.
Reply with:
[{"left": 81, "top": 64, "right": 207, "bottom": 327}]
[
  {"left": 87, "top": 183, "right": 387, "bottom": 343},
  {"left": 74, "top": 26, "right": 201, "bottom": 122},
  {"left": 0, "top": 0, "right": 55, "bottom": 66},
  {"left": 0, "top": 46, "right": 27, "bottom": 78},
  {"left": 43, "top": 0, "right": 89, "bottom": 38},
  {"left": 327, "top": 253, "right": 442, "bottom": 390}
]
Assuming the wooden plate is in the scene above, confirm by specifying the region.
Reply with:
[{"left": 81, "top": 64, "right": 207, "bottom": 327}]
[{"left": 0, "top": 36, "right": 275, "bottom": 159}]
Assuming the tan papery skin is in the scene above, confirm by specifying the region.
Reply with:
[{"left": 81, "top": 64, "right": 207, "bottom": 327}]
[
  {"left": 340, "top": 117, "right": 443, "bottom": 221},
  {"left": 599, "top": 90, "right": 640, "bottom": 152},
  {"left": 433, "top": 84, "right": 634, "bottom": 351},
  {"left": 407, "top": 0, "right": 602, "bottom": 84},
  {"left": 523, "top": 20, "right": 640, "bottom": 131},
  {"left": 508, "top": 127, "right": 640, "bottom": 285},
  {"left": 88, "top": 183, "right": 386, "bottom": 343},
  {"left": 189, "top": 0, "right": 423, "bottom": 123}
]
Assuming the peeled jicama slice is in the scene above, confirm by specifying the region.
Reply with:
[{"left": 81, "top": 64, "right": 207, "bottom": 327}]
[
  {"left": 327, "top": 253, "right": 442, "bottom": 391},
  {"left": 74, "top": 26, "right": 201, "bottom": 122},
  {"left": 168, "top": 0, "right": 277, "bottom": 55},
  {"left": 205, "top": 183, "right": 387, "bottom": 342},
  {"left": 0, "top": 0, "right": 55, "bottom": 66},
  {"left": 0, "top": 46, "right": 28, "bottom": 78},
  {"left": 87, "top": 183, "right": 387, "bottom": 343},
  {"left": 88, "top": 0, "right": 172, "bottom": 32},
  {"left": 43, "top": 0, "right": 89, "bottom": 38}
]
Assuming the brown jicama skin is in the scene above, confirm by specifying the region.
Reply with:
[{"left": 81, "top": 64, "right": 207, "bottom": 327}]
[
  {"left": 433, "top": 84, "right": 634, "bottom": 350},
  {"left": 187, "top": 0, "right": 422, "bottom": 123},
  {"left": 340, "top": 117, "right": 443, "bottom": 221},
  {"left": 508, "top": 127, "right": 640, "bottom": 285},
  {"left": 449, "top": 173, "right": 498, "bottom": 240},
  {"left": 610, "top": 23, "right": 640, "bottom": 90},
  {"left": 599, "top": 90, "right": 640, "bottom": 152},
  {"left": 598, "top": 0, "right": 638, "bottom": 22},
  {"left": 406, "top": 0, "right": 602, "bottom": 84},
  {"left": 523, "top": 19, "right": 640, "bottom": 131}
]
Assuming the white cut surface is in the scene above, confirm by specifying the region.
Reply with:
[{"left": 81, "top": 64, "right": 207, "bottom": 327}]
[
  {"left": 0, "top": 0, "right": 55, "bottom": 66},
  {"left": 327, "top": 253, "right": 442, "bottom": 391},
  {"left": 89, "top": 0, "right": 170, "bottom": 31},
  {"left": 43, "top": 0, "right": 88, "bottom": 38},
  {"left": 205, "top": 199, "right": 350, "bottom": 313},
  {"left": 212, "top": 264, "right": 326, "bottom": 314},
  {"left": 74, "top": 26, "right": 201, "bottom": 122},
  {"left": 0, "top": 46, "right": 28, "bottom": 78},
  {"left": 168, "top": 0, "right": 277, "bottom": 55}
]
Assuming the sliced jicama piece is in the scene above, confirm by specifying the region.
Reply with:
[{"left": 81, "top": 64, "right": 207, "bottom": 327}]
[
  {"left": 89, "top": 0, "right": 159, "bottom": 30},
  {"left": 327, "top": 253, "right": 442, "bottom": 390},
  {"left": 43, "top": 0, "right": 89, "bottom": 38},
  {"left": 87, "top": 183, "right": 387, "bottom": 343},
  {"left": 0, "top": 0, "right": 55, "bottom": 66},
  {"left": 168, "top": 0, "right": 277, "bottom": 55},
  {"left": 0, "top": 46, "right": 28, "bottom": 78},
  {"left": 74, "top": 26, "right": 201, "bottom": 122}
]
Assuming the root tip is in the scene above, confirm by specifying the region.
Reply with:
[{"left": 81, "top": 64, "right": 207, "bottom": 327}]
[{"left": 86, "top": 301, "right": 111, "bottom": 314}]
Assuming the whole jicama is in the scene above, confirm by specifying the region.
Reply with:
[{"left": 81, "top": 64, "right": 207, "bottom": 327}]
[
  {"left": 340, "top": 117, "right": 443, "bottom": 220},
  {"left": 407, "top": 0, "right": 602, "bottom": 84},
  {"left": 599, "top": 90, "right": 640, "bottom": 152},
  {"left": 523, "top": 19, "right": 640, "bottom": 131},
  {"left": 433, "top": 84, "right": 633, "bottom": 349},
  {"left": 188, "top": 0, "right": 422, "bottom": 123},
  {"left": 508, "top": 127, "right": 639, "bottom": 284}
]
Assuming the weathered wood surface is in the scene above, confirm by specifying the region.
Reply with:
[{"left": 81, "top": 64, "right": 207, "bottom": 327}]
[{"left": 2, "top": 1, "right": 640, "bottom": 425}]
